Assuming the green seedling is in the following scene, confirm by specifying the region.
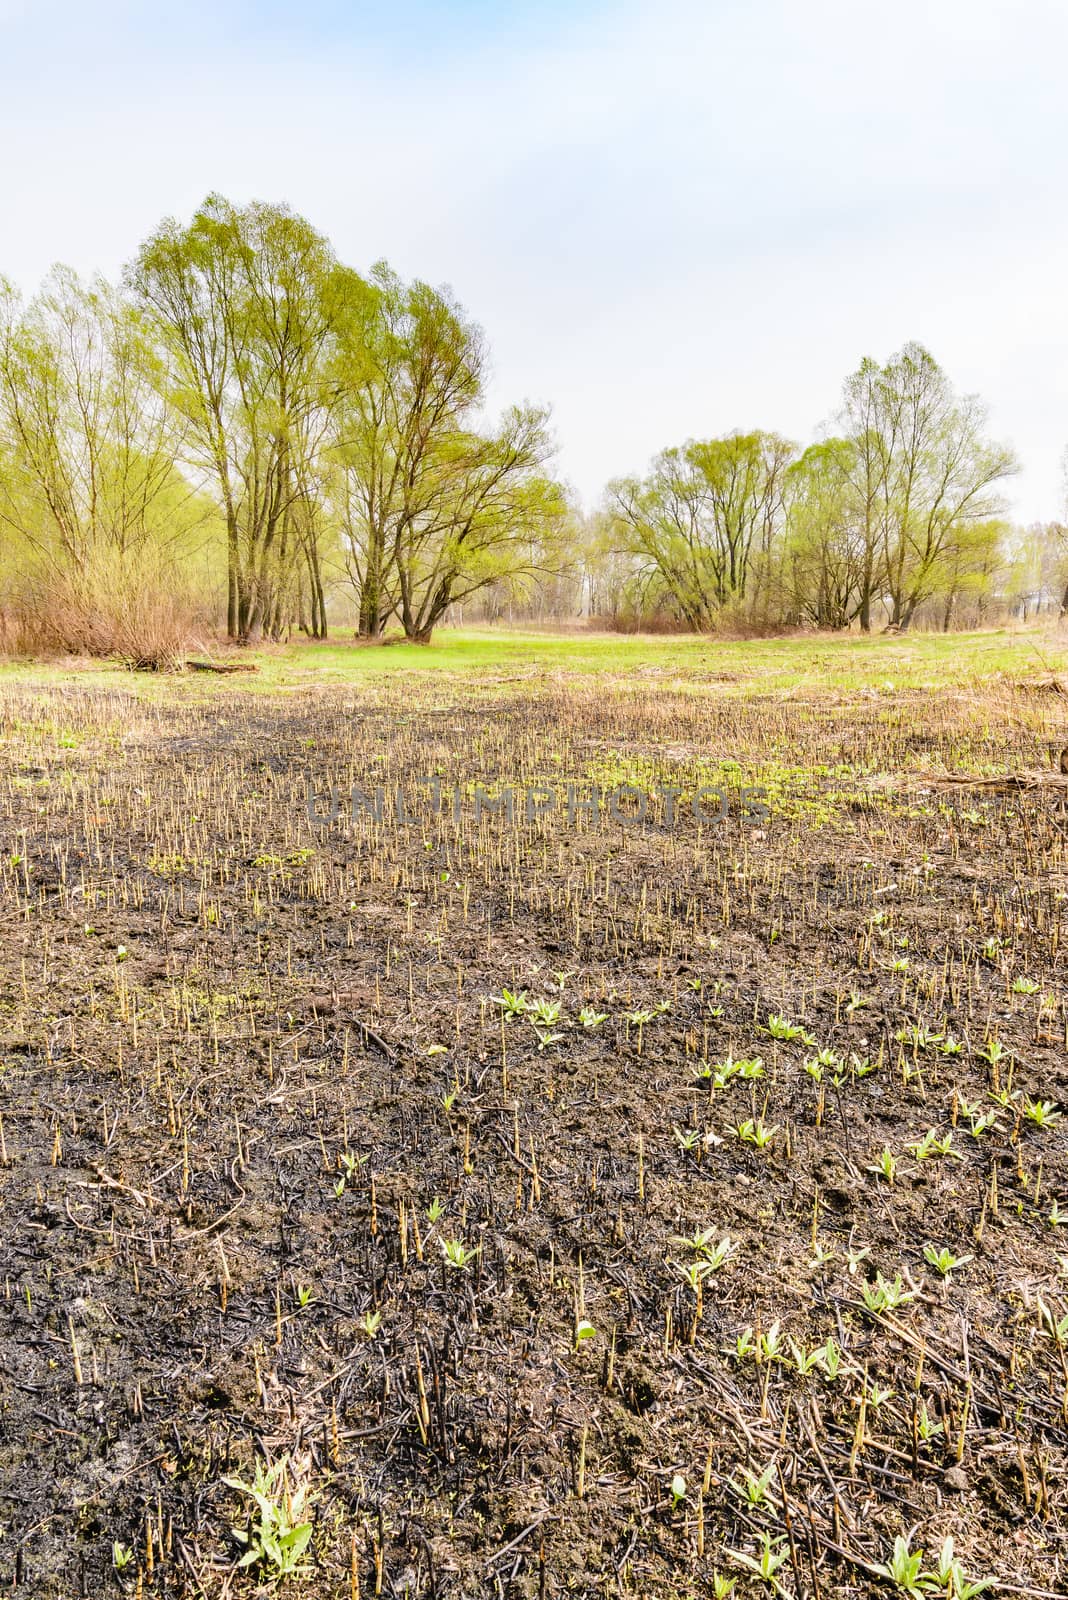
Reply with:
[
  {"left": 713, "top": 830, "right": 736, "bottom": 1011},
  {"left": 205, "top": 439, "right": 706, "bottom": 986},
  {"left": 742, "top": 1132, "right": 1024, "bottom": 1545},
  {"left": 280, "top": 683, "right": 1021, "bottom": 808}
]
[
  {"left": 764, "top": 1014, "right": 815, "bottom": 1045},
  {"left": 727, "top": 1531, "right": 789, "bottom": 1594},
  {"left": 1023, "top": 1098, "right": 1061, "bottom": 1128},
  {"left": 916, "top": 1399, "right": 943, "bottom": 1442},
  {"left": 874, "top": 1534, "right": 926, "bottom": 1598},
  {"left": 736, "top": 1319, "right": 786, "bottom": 1364},
  {"left": 731, "top": 1462, "right": 778, "bottom": 1508},
  {"left": 861, "top": 1273, "right": 915, "bottom": 1313},
  {"left": 441, "top": 1238, "right": 478, "bottom": 1270},
  {"left": 923, "top": 1244, "right": 972, "bottom": 1279},
  {"left": 491, "top": 988, "right": 529, "bottom": 1016},
  {"left": 225, "top": 1456, "right": 314, "bottom": 1580},
  {"left": 733, "top": 1118, "right": 778, "bottom": 1149},
  {"left": 908, "top": 1128, "right": 960, "bottom": 1161},
  {"left": 1037, "top": 1296, "right": 1068, "bottom": 1346},
  {"left": 968, "top": 1110, "right": 999, "bottom": 1139},
  {"left": 868, "top": 1147, "right": 897, "bottom": 1183}
]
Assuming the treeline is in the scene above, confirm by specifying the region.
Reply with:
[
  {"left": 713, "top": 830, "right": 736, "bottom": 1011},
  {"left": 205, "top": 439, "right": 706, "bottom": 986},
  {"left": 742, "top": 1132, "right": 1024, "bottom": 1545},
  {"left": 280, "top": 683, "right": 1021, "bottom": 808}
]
[
  {"left": 0, "top": 195, "right": 1063, "bottom": 662},
  {"left": 485, "top": 348, "right": 1067, "bottom": 635},
  {"left": 588, "top": 345, "right": 1038, "bottom": 634},
  {"left": 0, "top": 195, "right": 569, "bottom": 661}
]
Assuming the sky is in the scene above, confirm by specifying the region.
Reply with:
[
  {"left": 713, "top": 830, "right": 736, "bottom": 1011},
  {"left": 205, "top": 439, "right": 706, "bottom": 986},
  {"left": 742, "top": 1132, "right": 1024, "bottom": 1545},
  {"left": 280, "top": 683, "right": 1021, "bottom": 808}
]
[{"left": 1, "top": 0, "right": 1066, "bottom": 521}]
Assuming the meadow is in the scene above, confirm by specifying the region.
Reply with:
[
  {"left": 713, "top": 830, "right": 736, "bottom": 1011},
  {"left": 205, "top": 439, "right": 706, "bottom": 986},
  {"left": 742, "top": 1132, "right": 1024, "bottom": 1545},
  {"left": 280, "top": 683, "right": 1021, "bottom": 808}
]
[{"left": 1, "top": 626, "right": 1067, "bottom": 1599}]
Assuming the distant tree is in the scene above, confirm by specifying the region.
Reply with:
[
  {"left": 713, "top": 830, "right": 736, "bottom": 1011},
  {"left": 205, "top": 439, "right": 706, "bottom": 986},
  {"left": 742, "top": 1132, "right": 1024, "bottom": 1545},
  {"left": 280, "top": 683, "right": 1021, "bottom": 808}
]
[
  {"left": 607, "top": 431, "right": 795, "bottom": 629},
  {"left": 839, "top": 344, "right": 1016, "bottom": 631},
  {"left": 784, "top": 438, "right": 869, "bottom": 628},
  {"left": 0, "top": 267, "right": 200, "bottom": 574},
  {"left": 932, "top": 517, "right": 1007, "bottom": 629}
]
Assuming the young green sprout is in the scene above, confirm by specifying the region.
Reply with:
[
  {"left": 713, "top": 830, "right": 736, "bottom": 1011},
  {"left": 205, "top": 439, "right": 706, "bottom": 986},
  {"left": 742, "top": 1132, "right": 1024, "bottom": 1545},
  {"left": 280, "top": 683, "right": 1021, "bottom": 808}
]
[
  {"left": 923, "top": 1243, "right": 972, "bottom": 1279},
  {"left": 1023, "top": 1098, "right": 1061, "bottom": 1129},
  {"left": 225, "top": 1457, "right": 315, "bottom": 1580},
  {"left": 727, "top": 1531, "right": 789, "bottom": 1591},
  {"left": 868, "top": 1147, "right": 897, "bottom": 1183},
  {"left": 441, "top": 1238, "right": 478, "bottom": 1270},
  {"left": 763, "top": 1013, "right": 815, "bottom": 1044},
  {"left": 908, "top": 1128, "right": 960, "bottom": 1161},
  {"left": 731, "top": 1462, "right": 778, "bottom": 1508},
  {"left": 490, "top": 988, "right": 529, "bottom": 1017},
  {"left": 874, "top": 1533, "right": 926, "bottom": 1597},
  {"left": 860, "top": 1273, "right": 915, "bottom": 1313},
  {"left": 732, "top": 1117, "right": 778, "bottom": 1149}
]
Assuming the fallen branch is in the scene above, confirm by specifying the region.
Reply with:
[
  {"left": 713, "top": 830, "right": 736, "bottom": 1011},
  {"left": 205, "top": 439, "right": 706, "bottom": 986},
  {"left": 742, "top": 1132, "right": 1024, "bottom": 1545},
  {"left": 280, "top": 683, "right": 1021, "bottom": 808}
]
[{"left": 186, "top": 659, "right": 259, "bottom": 674}]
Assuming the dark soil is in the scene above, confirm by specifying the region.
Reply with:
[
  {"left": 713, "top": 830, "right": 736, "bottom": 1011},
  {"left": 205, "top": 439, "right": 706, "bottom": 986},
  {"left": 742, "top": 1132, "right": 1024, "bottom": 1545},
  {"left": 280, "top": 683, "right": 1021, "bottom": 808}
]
[{"left": 0, "top": 672, "right": 1066, "bottom": 1598}]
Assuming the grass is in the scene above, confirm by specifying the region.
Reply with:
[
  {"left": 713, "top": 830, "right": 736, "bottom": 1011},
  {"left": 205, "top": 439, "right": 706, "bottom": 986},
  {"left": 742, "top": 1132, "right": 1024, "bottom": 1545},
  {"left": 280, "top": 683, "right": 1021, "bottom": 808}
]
[{"left": 1, "top": 622, "right": 1065, "bottom": 697}]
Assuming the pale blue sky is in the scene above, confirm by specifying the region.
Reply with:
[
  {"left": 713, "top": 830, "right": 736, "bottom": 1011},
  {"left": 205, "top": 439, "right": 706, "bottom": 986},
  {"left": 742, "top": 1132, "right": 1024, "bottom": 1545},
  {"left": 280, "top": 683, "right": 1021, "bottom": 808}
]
[{"left": 2, "top": 0, "right": 1066, "bottom": 520}]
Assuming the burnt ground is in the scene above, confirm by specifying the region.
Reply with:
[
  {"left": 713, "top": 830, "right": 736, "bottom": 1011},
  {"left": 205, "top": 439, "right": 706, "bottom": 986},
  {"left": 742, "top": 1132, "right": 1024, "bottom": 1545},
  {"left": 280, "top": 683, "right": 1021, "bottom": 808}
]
[{"left": 0, "top": 668, "right": 1066, "bottom": 1599}]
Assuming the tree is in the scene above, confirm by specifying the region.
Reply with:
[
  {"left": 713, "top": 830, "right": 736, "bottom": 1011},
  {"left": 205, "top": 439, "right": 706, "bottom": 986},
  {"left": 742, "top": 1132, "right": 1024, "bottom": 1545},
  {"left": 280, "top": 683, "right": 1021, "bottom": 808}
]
[
  {"left": 0, "top": 267, "right": 200, "bottom": 574},
  {"left": 784, "top": 439, "right": 869, "bottom": 628},
  {"left": 132, "top": 195, "right": 348, "bottom": 642},
  {"left": 330, "top": 266, "right": 567, "bottom": 642},
  {"left": 607, "top": 431, "right": 795, "bottom": 629},
  {"left": 839, "top": 343, "right": 1016, "bottom": 631}
]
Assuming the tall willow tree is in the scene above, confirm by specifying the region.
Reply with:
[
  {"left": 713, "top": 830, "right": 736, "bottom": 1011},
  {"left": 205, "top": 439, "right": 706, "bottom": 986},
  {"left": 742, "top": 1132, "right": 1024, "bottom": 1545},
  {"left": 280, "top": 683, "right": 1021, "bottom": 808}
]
[
  {"left": 330, "top": 265, "right": 567, "bottom": 641},
  {"left": 132, "top": 195, "right": 349, "bottom": 642},
  {"left": 0, "top": 267, "right": 197, "bottom": 574},
  {"left": 839, "top": 344, "right": 1016, "bottom": 631}
]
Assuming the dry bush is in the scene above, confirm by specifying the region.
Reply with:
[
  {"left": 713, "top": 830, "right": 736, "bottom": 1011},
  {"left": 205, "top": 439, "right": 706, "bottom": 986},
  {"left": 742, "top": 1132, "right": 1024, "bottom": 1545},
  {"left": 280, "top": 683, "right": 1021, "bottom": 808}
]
[{"left": 1, "top": 556, "right": 203, "bottom": 670}]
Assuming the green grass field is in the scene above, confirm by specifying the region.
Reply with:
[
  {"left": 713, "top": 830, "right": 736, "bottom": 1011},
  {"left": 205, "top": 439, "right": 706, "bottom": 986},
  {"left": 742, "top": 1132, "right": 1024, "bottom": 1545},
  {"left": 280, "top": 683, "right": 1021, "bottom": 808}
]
[{"left": 2, "top": 623, "right": 1066, "bottom": 698}]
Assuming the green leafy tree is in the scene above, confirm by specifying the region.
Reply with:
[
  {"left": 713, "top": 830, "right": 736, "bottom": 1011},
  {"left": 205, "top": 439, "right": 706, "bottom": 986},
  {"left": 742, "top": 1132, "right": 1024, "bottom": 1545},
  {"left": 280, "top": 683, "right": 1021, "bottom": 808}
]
[
  {"left": 607, "top": 430, "right": 795, "bottom": 629},
  {"left": 329, "top": 265, "right": 567, "bottom": 641},
  {"left": 784, "top": 438, "right": 869, "bottom": 628},
  {"left": 839, "top": 343, "right": 1016, "bottom": 631},
  {"left": 132, "top": 194, "right": 349, "bottom": 641}
]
